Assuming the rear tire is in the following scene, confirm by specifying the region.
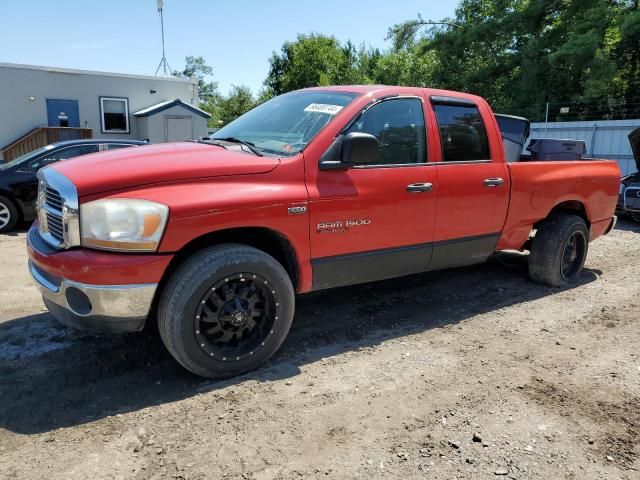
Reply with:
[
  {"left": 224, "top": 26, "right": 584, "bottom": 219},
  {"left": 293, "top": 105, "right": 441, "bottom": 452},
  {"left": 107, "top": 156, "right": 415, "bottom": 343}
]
[
  {"left": 0, "top": 195, "right": 19, "bottom": 234},
  {"left": 631, "top": 212, "right": 640, "bottom": 223},
  {"left": 528, "top": 214, "right": 589, "bottom": 287},
  {"left": 157, "top": 244, "right": 295, "bottom": 378}
]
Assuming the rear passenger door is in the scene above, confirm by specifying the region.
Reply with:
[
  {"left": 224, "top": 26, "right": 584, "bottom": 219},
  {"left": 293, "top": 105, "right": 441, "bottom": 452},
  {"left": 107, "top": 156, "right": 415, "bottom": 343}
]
[{"left": 428, "top": 97, "right": 510, "bottom": 270}]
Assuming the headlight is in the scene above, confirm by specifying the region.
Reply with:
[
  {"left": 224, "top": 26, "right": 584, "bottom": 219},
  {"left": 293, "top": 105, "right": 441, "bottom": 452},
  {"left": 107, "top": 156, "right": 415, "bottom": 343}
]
[{"left": 80, "top": 199, "right": 168, "bottom": 252}]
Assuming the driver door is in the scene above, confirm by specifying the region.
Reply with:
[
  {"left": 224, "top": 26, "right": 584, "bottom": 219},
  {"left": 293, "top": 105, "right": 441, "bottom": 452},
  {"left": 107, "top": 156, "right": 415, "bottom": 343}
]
[{"left": 307, "top": 97, "right": 438, "bottom": 289}]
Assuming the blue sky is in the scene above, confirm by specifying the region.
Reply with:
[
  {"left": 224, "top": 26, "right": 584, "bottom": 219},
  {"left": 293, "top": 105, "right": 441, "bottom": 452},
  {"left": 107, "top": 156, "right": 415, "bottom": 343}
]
[{"left": 0, "top": 0, "right": 459, "bottom": 95}]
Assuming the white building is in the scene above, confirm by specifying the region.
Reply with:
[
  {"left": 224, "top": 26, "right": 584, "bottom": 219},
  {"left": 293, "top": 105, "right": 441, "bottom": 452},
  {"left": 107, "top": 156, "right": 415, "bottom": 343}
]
[{"left": 0, "top": 62, "right": 210, "bottom": 162}]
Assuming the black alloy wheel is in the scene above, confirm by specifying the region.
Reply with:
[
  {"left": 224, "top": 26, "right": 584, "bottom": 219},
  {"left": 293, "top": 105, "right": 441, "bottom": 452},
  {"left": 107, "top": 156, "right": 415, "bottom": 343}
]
[
  {"left": 194, "top": 272, "right": 279, "bottom": 361},
  {"left": 529, "top": 213, "right": 589, "bottom": 287},
  {"left": 158, "top": 244, "right": 295, "bottom": 378},
  {"left": 560, "top": 230, "right": 587, "bottom": 282}
]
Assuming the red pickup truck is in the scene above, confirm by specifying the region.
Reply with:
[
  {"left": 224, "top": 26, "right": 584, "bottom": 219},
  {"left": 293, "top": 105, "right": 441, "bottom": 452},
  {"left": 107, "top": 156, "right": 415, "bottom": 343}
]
[{"left": 27, "top": 86, "right": 620, "bottom": 378}]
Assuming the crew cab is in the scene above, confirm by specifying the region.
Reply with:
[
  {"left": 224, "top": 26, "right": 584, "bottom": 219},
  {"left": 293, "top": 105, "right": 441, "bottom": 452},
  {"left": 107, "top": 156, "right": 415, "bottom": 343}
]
[{"left": 27, "top": 86, "right": 620, "bottom": 378}]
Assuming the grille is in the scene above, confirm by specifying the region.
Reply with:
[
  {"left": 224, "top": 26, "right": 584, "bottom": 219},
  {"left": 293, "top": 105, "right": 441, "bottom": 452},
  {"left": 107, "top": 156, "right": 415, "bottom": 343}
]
[
  {"left": 45, "top": 186, "right": 64, "bottom": 211},
  {"left": 624, "top": 188, "right": 640, "bottom": 211},
  {"left": 37, "top": 170, "right": 79, "bottom": 249},
  {"left": 46, "top": 211, "right": 64, "bottom": 242},
  {"left": 43, "top": 185, "right": 65, "bottom": 243}
]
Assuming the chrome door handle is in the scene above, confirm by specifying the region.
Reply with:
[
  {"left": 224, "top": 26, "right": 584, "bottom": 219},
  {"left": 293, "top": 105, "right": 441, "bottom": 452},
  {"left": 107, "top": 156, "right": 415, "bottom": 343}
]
[
  {"left": 406, "top": 182, "right": 433, "bottom": 193},
  {"left": 484, "top": 177, "right": 504, "bottom": 187}
]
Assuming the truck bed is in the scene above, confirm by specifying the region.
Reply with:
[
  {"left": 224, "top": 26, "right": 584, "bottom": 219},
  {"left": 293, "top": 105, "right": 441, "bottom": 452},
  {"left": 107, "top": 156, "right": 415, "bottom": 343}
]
[{"left": 498, "top": 160, "right": 621, "bottom": 250}]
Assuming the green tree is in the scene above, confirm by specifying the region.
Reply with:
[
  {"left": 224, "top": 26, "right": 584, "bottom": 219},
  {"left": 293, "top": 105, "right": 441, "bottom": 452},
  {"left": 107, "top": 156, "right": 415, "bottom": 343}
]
[
  {"left": 217, "top": 85, "right": 256, "bottom": 125},
  {"left": 173, "top": 55, "right": 219, "bottom": 103},
  {"left": 265, "top": 34, "right": 372, "bottom": 94},
  {"left": 614, "top": 0, "right": 640, "bottom": 116},
  {"left": 387, "top": 0, "right": 638, "bottom": 120},
  {"left": 263, "top": 2, "right": 638, "bottom": 120}
]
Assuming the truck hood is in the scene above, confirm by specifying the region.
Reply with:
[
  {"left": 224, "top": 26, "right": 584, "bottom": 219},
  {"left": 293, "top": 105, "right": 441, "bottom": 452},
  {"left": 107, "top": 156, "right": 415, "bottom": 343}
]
[
  {"left": 51, "top": 142, "right": 280, "bottom": 196},
  {"left": 630, "top": 127, "right": 640, "bottom": 172}
]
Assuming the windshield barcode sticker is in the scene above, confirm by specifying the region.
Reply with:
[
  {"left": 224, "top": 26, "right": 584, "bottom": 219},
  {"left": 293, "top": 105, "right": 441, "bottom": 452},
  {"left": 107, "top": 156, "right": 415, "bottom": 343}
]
[{"left": 304, "top": 103, "right": 344, "bottom": 115}]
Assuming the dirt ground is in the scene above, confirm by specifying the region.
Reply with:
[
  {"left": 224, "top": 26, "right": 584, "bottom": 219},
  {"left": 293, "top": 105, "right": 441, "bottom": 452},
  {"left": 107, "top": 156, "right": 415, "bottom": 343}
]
[{"left": 0, "top": 220, "right": 639, "bottom": 480}]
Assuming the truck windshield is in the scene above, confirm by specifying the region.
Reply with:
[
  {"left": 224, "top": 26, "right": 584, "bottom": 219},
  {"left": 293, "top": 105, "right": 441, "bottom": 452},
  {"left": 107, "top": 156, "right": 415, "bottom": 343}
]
[{"left": 211, "top": 91, "right": 359, "bottom": 156}]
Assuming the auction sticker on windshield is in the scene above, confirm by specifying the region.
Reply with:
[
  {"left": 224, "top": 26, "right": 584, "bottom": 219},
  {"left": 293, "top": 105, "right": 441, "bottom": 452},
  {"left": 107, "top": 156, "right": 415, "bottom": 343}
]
[{"left": 304, "top": 103, "right": 344, "bottom": 115}]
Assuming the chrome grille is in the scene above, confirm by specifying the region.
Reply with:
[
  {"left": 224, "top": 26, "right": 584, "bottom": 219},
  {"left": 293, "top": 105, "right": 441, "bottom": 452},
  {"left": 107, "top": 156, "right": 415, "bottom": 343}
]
[
  {"left": 37, "top": 169, "right": 80, "bottom": 249},
  {"left": 45, "top": 211, "right": 64, "bottom": 242},
  {"left": 45, "top": 186, "right": 64, "bottom": 210},
  {"left": 624, "top": 188, "right": 640, "bottom": 198},
  {"left": 43, "top": 185, "right": 64, "bottom": 243}
]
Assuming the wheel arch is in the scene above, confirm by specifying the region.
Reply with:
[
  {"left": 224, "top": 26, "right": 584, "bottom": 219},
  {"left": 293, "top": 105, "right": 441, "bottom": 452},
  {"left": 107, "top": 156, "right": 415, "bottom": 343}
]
[
  {"left": 540, "top": 200, "right": 590, "bottom": 228},
  {"left": 159, "top": 226, "right": 300, "bottom": 293}
]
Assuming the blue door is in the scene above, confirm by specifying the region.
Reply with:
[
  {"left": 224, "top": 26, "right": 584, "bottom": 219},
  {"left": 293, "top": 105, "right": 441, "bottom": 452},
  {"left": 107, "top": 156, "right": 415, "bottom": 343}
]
[{"left": 46, "top": 99, "right": 80, "bottom": 128}]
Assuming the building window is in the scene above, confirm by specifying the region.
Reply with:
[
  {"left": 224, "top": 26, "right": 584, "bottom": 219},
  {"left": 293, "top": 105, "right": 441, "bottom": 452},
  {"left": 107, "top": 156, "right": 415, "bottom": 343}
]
[{"left": 100, "top": 97, "right": 129, "bottom": 133}]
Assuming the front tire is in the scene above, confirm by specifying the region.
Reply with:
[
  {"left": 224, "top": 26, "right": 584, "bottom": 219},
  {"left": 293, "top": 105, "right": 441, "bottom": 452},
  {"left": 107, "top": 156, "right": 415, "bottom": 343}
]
[
  {"left": 158, "top": 244, "right": 295, "bottom": 378},
  {"left": 0, "top": 195, "right": 19, "bottom": 234},
  {"left": 528, "top": 214, "right": 589, "bottom": 287},
  {"left": 631, "top": 212, "right": 640, "bottom": 223}
]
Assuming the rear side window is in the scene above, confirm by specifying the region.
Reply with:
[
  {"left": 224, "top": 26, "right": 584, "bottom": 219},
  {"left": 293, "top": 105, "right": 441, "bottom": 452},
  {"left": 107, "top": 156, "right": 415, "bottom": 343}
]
[
  {"left": 347, "top": 98, "right": 426, "bottom": 165},
  {"left": 433, "top": 104, "right": 490, "bottom": 162},
  {"left": 106, "top": 143, "right": 135, "bottom": 150},
  {"left": 36, "top": 145, "right": 99, "bottom": 167}
]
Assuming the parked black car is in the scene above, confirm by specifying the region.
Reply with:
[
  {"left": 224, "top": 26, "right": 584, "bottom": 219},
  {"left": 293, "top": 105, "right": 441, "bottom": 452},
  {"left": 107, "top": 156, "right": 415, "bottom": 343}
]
[
  {"left": 617, "top": 128, "right": 640, "bottom": 222},
  {"left": 0, "top": 139, "right": 148, "bottom": 233}
]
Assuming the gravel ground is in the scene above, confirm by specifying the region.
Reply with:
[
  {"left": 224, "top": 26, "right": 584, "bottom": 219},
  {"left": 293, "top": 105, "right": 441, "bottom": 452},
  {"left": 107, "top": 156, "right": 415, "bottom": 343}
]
[{"left": 0, "top": 220, "right": 639, "bottom": 480}]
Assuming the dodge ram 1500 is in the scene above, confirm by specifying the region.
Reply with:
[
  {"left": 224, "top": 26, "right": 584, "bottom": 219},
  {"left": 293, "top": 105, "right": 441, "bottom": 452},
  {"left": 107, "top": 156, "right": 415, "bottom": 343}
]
[{"left": 27, "top": 86, "right": 621, "bottom": 378}]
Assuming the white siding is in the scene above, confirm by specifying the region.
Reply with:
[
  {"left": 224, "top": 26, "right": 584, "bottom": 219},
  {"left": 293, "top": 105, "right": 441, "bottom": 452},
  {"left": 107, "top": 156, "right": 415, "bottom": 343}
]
[{"left": 0, "top": 63, "right": 198, "bottom": 160}]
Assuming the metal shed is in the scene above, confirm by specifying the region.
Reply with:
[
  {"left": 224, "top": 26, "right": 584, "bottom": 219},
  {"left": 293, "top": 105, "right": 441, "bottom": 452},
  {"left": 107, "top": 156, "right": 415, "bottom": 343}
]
[{"left": 133, "top": 99, "right": 210, "bottom": 143}]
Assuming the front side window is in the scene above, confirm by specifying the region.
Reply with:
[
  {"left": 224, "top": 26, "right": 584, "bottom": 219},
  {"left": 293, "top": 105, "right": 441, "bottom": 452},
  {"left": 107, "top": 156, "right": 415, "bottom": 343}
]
[
  {"left": 433, "top": 104, "right": 490, "bottom": 162},
  {"left": 211, "top": 91, "right": 358, "bottom": 156},
  {"left": 346, "top": 98, "right": 427, "bottom": 165},
  {"left": 100, "top": 97, "right": 130, "bottom": 133}
]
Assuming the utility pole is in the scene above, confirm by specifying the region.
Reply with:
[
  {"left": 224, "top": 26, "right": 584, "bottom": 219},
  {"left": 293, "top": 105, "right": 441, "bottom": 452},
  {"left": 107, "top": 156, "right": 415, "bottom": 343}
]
[
  {"left": 545, "top": 102, "right": 549, "bottom": 132},
  {"left": 155, "top": 0, "right": 172, "bottom": 76}
]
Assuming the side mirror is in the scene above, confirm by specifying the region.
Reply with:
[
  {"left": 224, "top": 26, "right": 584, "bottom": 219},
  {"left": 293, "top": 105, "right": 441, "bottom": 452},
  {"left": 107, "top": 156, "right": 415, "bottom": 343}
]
[
  {"left": 318, "top": 132, "right": 379, "bottom": 170},
  {"left": 341, "top": 132, "right": 378, "bottom": 165}
]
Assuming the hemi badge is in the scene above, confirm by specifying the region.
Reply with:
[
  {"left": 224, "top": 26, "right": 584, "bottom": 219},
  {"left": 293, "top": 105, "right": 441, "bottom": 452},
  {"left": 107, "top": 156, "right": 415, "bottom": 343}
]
[{"left": 288, "top": 206, "right": 307, "bottom": 215}]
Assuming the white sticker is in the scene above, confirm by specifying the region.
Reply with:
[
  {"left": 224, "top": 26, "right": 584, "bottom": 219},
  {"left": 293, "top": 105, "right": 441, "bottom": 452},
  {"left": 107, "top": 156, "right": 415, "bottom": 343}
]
[{"left": 304, "top": 103, "right": 344, "bottom": 115}]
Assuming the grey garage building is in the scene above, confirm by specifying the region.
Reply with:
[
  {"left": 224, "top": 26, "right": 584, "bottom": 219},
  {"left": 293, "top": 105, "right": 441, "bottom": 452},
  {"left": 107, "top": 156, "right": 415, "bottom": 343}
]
[
  {"left": 0, "top": 62, "right": 209, "bottom": 161},
  {"left": 133, "top": 99, "right": 210, "bottom": 143}
]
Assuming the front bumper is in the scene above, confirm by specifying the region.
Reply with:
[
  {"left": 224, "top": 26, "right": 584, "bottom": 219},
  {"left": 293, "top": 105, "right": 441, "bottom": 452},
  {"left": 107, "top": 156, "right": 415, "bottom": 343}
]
[
  {"left": 29, "top": 260, "right": 156, "bottom": 333},
  {"left": 26, "top": 225, "right": 167, "bottom": 334}
]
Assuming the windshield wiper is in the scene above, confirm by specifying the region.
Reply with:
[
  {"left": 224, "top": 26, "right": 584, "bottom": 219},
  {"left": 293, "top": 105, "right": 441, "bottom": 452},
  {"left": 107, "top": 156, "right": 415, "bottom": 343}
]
[{"left": 210, "top": 137, "right": 263, "bottom": 157}]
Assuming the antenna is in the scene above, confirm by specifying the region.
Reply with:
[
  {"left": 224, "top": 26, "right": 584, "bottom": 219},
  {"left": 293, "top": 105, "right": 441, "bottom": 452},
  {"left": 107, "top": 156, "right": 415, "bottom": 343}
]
[{"left": 155, "top": 0, "right": 172, "bottom": 76}]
